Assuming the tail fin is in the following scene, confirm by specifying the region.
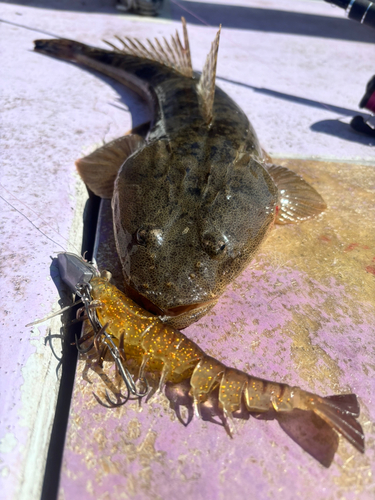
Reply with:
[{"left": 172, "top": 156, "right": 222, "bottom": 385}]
[
  {"left": 277, "top": 409, "right": 339, "bottom": 468},
  {"left": 34, "top": 39, "right": 86, "bottom": 61},
  {"left": 313, "top": 394, "right": 365, "bottom": 453}
]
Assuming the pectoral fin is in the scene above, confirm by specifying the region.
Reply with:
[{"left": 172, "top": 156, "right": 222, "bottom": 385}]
[
  {"left": 76, "top": 133, "right": 145, "bottom": 198},
  {"left": 265, "top": 164, "right": 327, "bottom": 224},
  {"left": 265, "top": 164, "right": 326, "bottom": 224}
]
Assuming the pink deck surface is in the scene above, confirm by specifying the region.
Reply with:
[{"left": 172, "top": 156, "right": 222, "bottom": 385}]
[
  {"left": 60, "top": 159, "right": 375, "bottom": 500},
  {"left": 1, "top": 1, "right": 374, "bottom": 499}
]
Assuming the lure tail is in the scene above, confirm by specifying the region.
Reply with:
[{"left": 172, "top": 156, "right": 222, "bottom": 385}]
[{"left": 312, "top": 394, "right": 365, "bottom": 453}]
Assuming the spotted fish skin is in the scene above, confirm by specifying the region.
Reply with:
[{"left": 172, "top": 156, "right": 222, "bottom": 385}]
[
  {"left": 112, "top": 74, "right": 278, "bottom": 324},
  {"left": 34, "top": 21, "right": 325, "bottom": 328}
]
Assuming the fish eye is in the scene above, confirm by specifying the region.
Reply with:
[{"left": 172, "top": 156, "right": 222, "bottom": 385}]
[
  {"left": 136, "top": 228, "right": 148, "bottom": 246},
  {"left": 136, "top": 227, "right": 164, "bottom": 247},
  {"left": 201, "top": 233, "right": 227, "bottom": 258}
]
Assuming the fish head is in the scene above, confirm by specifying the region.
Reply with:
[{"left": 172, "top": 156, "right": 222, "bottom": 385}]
[{"left": 112, "top": 139, "right": 278, "bottom": 328}]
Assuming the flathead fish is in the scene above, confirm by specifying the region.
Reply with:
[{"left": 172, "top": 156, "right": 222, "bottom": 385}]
[{"left": 34, "top": 19, "right": 326, "bottom": 328}]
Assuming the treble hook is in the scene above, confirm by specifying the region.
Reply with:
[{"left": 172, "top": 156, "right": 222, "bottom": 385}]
[
  {"left": 100, "top": 327, "right": 149, "bottom": 398},
  {"left": 92, "top": 387, "right": 130, "bottom": 408},
  {"left": 75, "top": 281, "right": 149, "bottom": 402}
]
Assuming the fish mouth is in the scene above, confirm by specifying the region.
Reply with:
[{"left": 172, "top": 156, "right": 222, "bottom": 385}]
[
  {"left": 161, "top": 299, "right": 218, "bottom": 317},
  {"left": 123, "top": 282, "right": 217, "bottom": 319}
]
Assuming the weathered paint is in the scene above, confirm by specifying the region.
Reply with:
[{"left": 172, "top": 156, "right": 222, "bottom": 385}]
[
  {"left": 59, "top": 160, "right": 375, "bottom": 500},
  {"left": 1, "top": 1, "right": 374, "bottom": 499}
]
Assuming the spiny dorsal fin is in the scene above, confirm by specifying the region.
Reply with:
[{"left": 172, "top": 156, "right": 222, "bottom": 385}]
[
  {"left": 104, "top": 17, "right": 193, "bottom": 78},
  {"left": 197, "top": 26, "right": 221, "bottom": 125}
]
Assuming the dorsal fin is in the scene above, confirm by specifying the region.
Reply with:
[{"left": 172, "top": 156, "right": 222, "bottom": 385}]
[
  {"left": 197, "top": 26, "right": 221, "bottom": 125},
  {"left": 104, "top": 17, "right": 193, "bottom": 78}
]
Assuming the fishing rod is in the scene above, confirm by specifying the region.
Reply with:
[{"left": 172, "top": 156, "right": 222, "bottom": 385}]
[{"left": 324, "top": 0, "right": 375, "bottom": 29}]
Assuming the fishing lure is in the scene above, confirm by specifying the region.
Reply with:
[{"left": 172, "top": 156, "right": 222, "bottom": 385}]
[{"left": 58, "top": 252, "right": 365, "bottom": 460}]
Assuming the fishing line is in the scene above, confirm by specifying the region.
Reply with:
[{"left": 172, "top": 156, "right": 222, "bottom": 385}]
[
  {"left": 170, "top": 0, "right": 211, "bottom": 27},
  {"left": 0, "top": 183, "right": 82, "bottom": 254},
  {"left": 0, "top": 18, "right": 60, "bottom": 38},
  {"left": 0, "top": 192, "right": 68, "bottom": 253}
]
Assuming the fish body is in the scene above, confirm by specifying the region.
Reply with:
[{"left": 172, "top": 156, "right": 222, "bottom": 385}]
[
  {"left": 113, "top": 85, "right": 278, "bottom": 324},
  {"left": 35, "top": 20, "right": 325, "bottom": 328}
]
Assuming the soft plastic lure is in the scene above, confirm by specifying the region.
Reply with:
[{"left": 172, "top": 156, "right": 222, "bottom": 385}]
[{"left": 58, "top": 252, "right": 365, "bottom": 461}]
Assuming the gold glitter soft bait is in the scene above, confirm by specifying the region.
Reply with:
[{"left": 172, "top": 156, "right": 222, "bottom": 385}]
[{"left": 57, "top": 252, "right": 364, "bottom": 466}]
